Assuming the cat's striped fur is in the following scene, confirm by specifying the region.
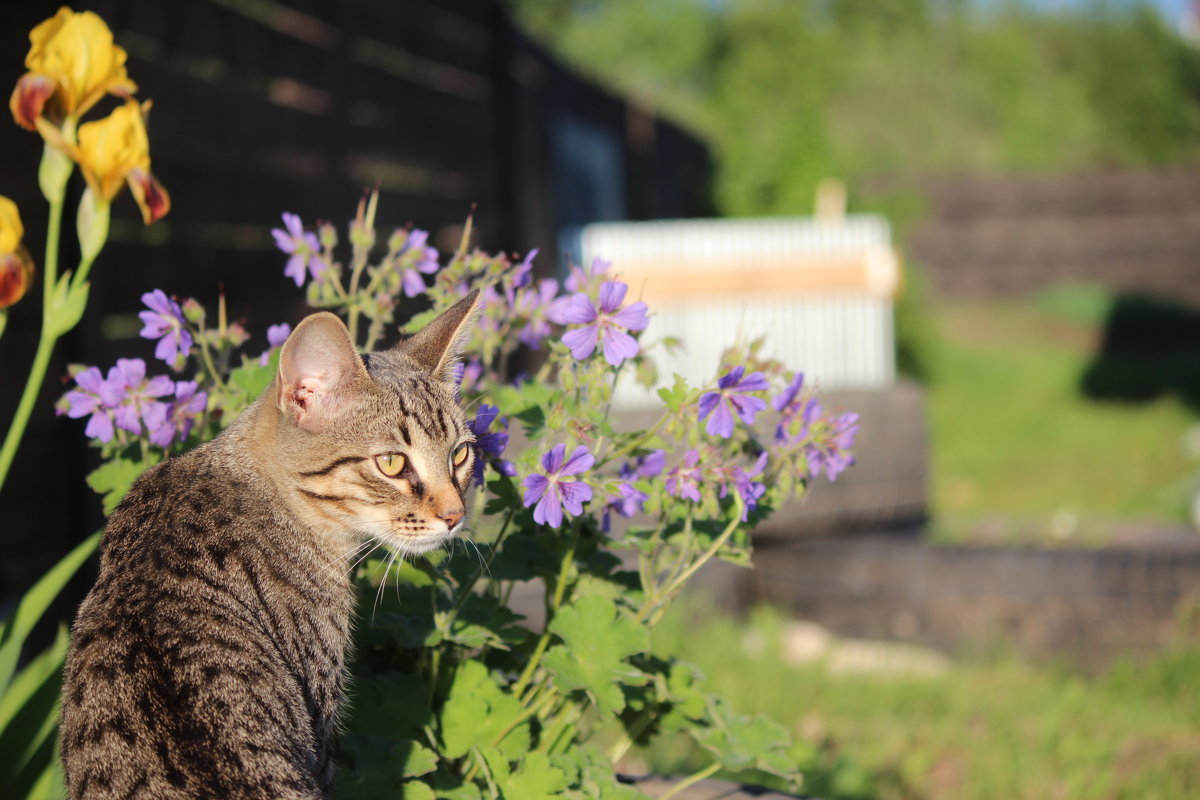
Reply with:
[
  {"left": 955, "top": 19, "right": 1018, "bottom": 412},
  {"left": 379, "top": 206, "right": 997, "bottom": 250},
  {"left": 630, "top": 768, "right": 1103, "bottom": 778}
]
[{"left": 61, "top": 294, "right": 478, "bottom": 799}]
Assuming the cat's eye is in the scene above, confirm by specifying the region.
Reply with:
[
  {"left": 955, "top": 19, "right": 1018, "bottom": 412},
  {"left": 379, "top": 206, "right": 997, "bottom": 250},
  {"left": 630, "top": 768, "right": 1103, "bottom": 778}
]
[
  {"left": 375, "top": 453, "right": 408, "bottom": 478},
  {"left": 451, "top": 443, "right": 470, "bottom": 468}
]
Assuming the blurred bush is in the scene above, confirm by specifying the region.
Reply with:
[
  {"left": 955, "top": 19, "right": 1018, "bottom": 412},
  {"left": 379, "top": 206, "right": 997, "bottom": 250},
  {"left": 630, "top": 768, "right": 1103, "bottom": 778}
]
[{"left": 509, "top": 0, "right": 1200, "bottom": 217}]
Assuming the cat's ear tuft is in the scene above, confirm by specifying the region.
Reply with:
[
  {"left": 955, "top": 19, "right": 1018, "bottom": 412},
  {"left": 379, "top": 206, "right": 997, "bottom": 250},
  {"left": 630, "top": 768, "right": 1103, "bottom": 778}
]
[
  {"left": 276, "top": 312, "right": 370, "bottom": 432},
  {"left": 394, "top": 290, "right": 479, "bottom": 383}
]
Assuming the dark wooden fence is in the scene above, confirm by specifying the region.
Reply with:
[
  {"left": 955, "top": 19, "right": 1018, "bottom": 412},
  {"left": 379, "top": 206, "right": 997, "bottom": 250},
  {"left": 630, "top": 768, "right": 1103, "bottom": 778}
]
[{"left": 0, "top": 0, "right": 710, "bottom": 595}]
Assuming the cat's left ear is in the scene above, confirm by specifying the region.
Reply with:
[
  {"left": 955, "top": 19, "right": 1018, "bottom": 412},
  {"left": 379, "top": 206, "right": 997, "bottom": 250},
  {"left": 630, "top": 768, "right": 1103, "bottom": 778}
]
[
  {"left": 277, "top": 312, "right": 371, "bottom": 432},
  {"left": 395, "top": 290, "right": 480, "bottom": 383}
]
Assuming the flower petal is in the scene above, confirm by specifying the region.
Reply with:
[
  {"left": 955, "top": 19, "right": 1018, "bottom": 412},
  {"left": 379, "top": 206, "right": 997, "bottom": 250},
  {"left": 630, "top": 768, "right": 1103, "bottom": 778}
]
[
  {"left": 127, "top": 168, "right": 170, "bottom": 224},
  {"left": 541, "top": 443, "right": 566, "bottom": 474},
  {"left": 562, "top": 324, "right": 598, "bottom": 361},
  {"left": 705, "top": 399, "right": 735, "bottom": 438},
  {"left": 9, "top": 73, "right": 57, "bottom": 131},
  {"left": 559, "top": 445, "right": 594, "bottom": 476},
  {"left": 558, "top": 480, "right": 593, "bottom": 516},
  {"left": 522, "top": 473, "right": 549, "bottom": 506},
  {"left": 600, "top": 329, "right": 638, "bottom": 366},
  {"left": 555, "top": 294, "right": 598, "bottom": 325},
  {"left": 534, "top": 486, "right": 564, "bottom": 527},
  {"left": 610, "top": 301, "right": 649, "bottom": 332},
  {"left": 597, "top": 281, "right": 629, "bottom": 314}
]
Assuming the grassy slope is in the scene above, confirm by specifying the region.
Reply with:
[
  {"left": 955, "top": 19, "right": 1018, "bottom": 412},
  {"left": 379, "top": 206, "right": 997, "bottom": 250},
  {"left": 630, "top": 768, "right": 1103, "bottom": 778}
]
[
  {"left": 643, "top": 604, "right": 1200, "bottom": 800},
  {"left": 926, "top": 291, "right": 1197, "bottom": 543}
]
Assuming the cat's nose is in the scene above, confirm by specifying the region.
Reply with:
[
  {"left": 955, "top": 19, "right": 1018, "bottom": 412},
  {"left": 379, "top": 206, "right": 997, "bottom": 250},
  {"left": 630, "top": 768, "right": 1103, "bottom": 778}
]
[{"left": 439, "top": 507, "right": 464, "bottom": 529}]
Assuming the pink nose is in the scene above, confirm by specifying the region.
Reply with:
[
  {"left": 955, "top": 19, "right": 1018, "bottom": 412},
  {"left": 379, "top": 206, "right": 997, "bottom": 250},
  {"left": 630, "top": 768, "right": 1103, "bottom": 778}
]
[{"left": 439, "top": 507, "right": 464, "bottom": 529}]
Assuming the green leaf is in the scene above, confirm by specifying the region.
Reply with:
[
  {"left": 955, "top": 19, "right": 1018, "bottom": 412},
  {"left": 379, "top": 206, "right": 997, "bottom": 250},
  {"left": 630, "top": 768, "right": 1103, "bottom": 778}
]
[
  {"left": 656, "top": 374, "right": 690, "bottom": 413},
  {"left": 0, "top": 626, "right": 68, "bottom": 794},
  {"left": 482, "top": 750, "right": 568, "bottom": 800},
  {"left": 693, "top": 702, "right": 800, "bottom": 781},
  {"left": 0, "top": 533, "right": 98, "bottom": 698},
  {"left": 228, "top": 360, "right": 275, "bottom": 399},
  {"left": 542, "top": 595, "right": 649, "bottom": 715},
  {"left": 86, "top": 457, "right": 154, "bottom": 515},
  {"left": 440, "top": 662, "right": 529, "bottom": 760},
  {"left": 484, "top": 476, "right": 521, "bottom": 515},
  {"left": 402, "top": 779, "right": 436, "bottom": 800},
  {"left": 446, "top": 594, "right": 529, "bottom": 650}
]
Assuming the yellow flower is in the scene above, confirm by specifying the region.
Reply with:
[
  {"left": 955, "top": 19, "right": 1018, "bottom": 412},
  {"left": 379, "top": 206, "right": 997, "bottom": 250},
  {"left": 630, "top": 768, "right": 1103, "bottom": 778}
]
[
  {"left": 9, "top": 7, "right": 136, "bottom": 132},
  {"left": 71, "top": 100, "right": 170, "bottom": 224},
  {"left": 0, "top": 197, "right": 34, "bottom": 309}
]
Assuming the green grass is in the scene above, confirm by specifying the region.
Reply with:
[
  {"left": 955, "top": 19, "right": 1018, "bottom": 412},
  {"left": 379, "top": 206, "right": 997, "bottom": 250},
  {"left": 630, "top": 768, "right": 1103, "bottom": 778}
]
[
  {"left": 927, "top": 287, "right": 1199, "bottom": 544},
  {"left": 642, "top": 603, "right": 1200, "bottom": 800}
]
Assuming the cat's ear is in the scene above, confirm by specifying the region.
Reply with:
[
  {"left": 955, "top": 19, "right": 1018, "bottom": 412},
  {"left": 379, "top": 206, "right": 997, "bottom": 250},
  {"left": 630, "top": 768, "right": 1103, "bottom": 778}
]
[
  {"left": 394, "top": 290, "right": 480, "bottom": 382},
  {"left": 276, "top": 312, "right": 370, "bottom": 432}
]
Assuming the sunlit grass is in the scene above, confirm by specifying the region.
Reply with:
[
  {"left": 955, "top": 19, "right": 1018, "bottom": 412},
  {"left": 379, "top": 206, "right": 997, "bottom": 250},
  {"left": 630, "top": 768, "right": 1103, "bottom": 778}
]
[
  {"left": 641, "top": 603, "right": 1200, "bottom": 800},
  {"left": 927, "top": 288, "right": 1199, "bottom": 543}
]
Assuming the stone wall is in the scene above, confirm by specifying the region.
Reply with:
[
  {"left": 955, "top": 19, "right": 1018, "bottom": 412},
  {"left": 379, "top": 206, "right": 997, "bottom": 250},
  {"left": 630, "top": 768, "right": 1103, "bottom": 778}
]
[
  {"left": 741, "top": 535, "right": 1200, "bottom": 664},
  {"left": 908, "top": 170, "right": 1200, "bottom": 304}
]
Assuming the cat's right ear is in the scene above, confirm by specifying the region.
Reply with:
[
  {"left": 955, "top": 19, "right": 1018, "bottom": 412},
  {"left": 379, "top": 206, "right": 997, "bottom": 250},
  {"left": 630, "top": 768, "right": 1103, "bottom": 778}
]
[{"left": 276, "top": 312, "right": 370, "bottom": 432}]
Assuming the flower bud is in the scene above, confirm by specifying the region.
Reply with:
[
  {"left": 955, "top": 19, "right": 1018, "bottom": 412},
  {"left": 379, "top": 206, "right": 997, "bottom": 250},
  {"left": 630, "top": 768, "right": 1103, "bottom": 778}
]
[{"left": 0, "top": 249, "right": 34, "bottom": 309}]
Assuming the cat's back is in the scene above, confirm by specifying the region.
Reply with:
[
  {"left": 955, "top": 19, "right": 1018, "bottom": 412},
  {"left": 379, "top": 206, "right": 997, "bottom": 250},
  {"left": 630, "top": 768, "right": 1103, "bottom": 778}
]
[{"left": 61, "top": 436, "right": 351, "bottom": 800}]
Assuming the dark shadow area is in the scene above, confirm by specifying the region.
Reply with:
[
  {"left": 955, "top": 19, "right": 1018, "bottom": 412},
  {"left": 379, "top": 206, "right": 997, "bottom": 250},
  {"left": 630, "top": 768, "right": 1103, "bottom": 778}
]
[{"left": 1080, "top": 293, "right": 1200, "bottom": 411}]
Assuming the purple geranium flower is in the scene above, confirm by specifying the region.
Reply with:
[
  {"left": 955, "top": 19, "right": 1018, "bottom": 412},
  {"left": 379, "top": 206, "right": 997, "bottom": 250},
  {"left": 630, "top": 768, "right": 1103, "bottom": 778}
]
[
  {"left": 522, "top": 444, "right": 594, "bottom": 527},
  {"left": 259, "top": 322, "right": 292, "bottom": 365},
  {"left": 100, "top": 358, "right": 174, "bottom": 436},
  {"left": 620, "top": 449, "right": 666, "bottom": 481},
  {"left": 602, "top": 482, "right": 649, "bottom": 533},
  {"left": 515, "top": 278, "right": 561, "bottom": 349},
  {"left": 698, "top": 366, "right": 770, "bottom": 438},
  {"left": 556, "top": 281, "right": 649, "bottom": 367},
  {"left": 720, "top": 452, "right": 768, "bottom": 520},
  {"left": 469, "top": 404, "right": 515, "bottom": 485},
  {"left": 145, "top": 381, "right": 207, "bottom": 447},
  {"left": 272, "top": 212, "right": 324, "bottom": 287},
  {"left": 806, "top": 410, "right": 860, "bottom": 481},
  {"left": 772, "top": 372, "right": 818, "bottom": 444},
  {"left": 398, "top": 229, "right": 440, "bottom": 297},
  {"left": 138, "top": 289, "right": 193, "bottom": 367},
  {"left": 564, "top": 256, "right": 611, "bottom": 293},
  {"left": 60, "top": 367, "right": 116, "bottom": 443},
  {"left": 665, "top": 449, "right": 703, "bottom": 502}
]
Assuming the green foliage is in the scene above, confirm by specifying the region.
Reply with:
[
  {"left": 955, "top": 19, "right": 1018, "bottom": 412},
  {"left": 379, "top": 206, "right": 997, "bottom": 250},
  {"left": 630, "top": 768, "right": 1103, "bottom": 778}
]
[
  {"left": 927, "top": 292, "right": 1199, "bottom": 541},
  {"left": 0, "top": 534, "right": 99, "bottom": 799},
  {"left": 650, "top": 602, "right": 1200, "bottom": 800},
  {"left": 509, "top": 0, "right": 1200, "bottom": 217}
]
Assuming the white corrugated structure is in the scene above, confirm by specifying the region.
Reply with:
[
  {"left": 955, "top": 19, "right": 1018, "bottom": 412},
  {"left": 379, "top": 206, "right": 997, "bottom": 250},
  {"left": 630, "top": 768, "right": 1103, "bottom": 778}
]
[{"left": 562, "top": 215, "right": 901, "bottom": 409}]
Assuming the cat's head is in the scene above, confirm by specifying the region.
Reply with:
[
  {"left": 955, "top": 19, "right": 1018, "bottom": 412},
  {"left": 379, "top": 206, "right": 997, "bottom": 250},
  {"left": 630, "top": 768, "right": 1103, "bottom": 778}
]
[{"left": 269, "top": 292, "right": 479, "bottom": 556}]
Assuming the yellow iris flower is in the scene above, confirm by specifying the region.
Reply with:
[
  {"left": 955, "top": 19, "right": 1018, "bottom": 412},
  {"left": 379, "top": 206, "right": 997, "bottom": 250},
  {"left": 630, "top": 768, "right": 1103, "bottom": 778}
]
[
  {"left": 9, "top": 7, "right": 136, "bottom": 133},
  {"left": 71, "top": 100, "right": 170, "bottom": 224},
  {"left": 0, "top": 197, "right": 34, "bottom": 309}
]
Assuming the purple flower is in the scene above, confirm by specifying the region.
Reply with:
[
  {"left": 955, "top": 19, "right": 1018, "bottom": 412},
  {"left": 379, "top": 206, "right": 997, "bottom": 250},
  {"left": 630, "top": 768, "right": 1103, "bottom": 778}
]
[
  {"left": 773, "top": 372, "right": 818, "bottom": 444},
  {"left": 398, "top": 229, "right": 440, "bottom": 298},
  {"left": 698, "top": 366, "right": 770, "bottom": 438},
  {"left": 515, "top": 278, "right": 561, "bottom": 349},
  {"left": 258, "top": 322, "right": 292, "bottom": 365},
  {"left": 469, "top": 404, "right": 515, "bottom": 485},
  {"left": 665, "top": 449, "right": 702, "bottom": 503},
  {"left": 272, "top": 212, "right": 324, "bottom": 288},
  {"left": 564, "top": 257, "right": 611, "bottom": 293},
  {"left": 100, "top": 358, "right": 174, "bottom": 435},
  {"left": 621, "top": 449, "right": 666, "bottom": 481},
  {"left": 557, "top": 281, "right": 649, "bottom": 367},
  {"left": 602, "top": 482, "right": 649, "bottom": 532},
  {"left": 721, "top": 452, "right": 768, "bottom": 520},
  {"left": 138, "top": 289, "right": 193, "bottom": 367},
  {"left": 60, "top": 367, "right": 115, "bottom": 443},
  {"left": 145, "top": 381, "right": 207, "bottom": 447},
  {"left": 522, "top": 444, "right": 594, "bottom": 527},
  {"left": 806, "top": 411, "right": 859, "bottom": 481},
  {"left": 509, "top": 248, "right": 538, "bottom": 294}
]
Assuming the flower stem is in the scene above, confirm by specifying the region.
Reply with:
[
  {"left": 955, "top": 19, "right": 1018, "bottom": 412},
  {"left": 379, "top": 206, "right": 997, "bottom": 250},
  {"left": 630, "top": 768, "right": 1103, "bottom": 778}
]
[
  {"left": 0, "top": 190, "right": 66, "bottom": 492},
  {"left": 512, "top": 521, "right": 578, "bottom": 699},
  {"left": 635, "top": 495, "right": 743, "bottom": 625},
  {"left": 657, "top": 762, "right": 722, "bottom": 800}
]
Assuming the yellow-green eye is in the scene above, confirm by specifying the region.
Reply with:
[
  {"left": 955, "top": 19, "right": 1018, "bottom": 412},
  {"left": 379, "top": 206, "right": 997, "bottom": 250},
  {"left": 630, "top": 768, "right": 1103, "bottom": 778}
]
[
  {"left": 452, "top": 443, "right": 470, "bottom": 468},
  {"left": 376, "top": 453, "right": 408, "bottom": 478}
]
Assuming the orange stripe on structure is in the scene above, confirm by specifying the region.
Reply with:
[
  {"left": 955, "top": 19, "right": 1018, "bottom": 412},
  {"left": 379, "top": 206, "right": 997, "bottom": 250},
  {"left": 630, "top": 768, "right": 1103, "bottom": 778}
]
[{"left": 616, "top": 256, "right": 880, "bottom": 307}]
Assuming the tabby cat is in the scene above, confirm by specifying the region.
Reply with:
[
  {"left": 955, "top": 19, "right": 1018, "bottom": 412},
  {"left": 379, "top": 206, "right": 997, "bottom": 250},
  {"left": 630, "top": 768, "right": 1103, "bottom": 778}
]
[{"left": 60, "top": 292, "right": 479, "bottom": 799}]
